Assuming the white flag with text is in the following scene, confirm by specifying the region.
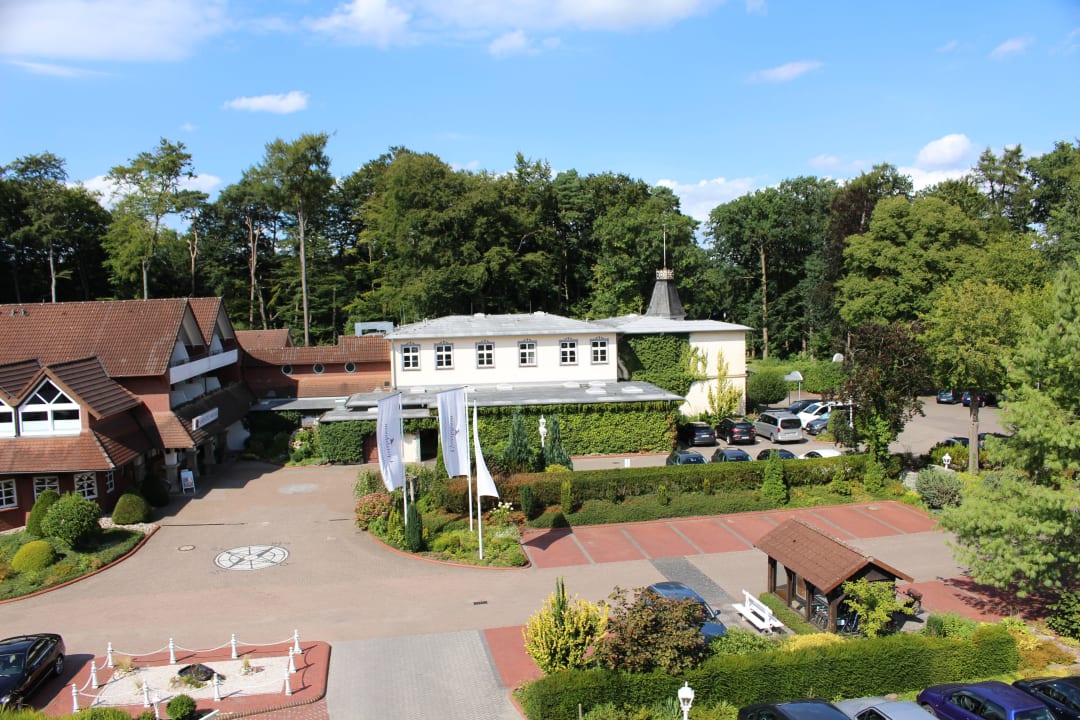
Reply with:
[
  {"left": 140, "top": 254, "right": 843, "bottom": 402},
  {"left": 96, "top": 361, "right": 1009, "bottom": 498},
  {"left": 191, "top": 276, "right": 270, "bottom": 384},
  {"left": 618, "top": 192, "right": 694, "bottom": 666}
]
[
  {"left": 377, "top": 394, "right": 405, "bottom": 491},
  {"left": 436, "top": 388, "right": 469, "bottom": 477}
]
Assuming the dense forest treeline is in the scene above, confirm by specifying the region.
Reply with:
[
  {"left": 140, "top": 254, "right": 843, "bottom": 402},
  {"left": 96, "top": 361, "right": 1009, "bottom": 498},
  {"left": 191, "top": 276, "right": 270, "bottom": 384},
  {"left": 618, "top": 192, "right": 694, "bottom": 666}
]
[{"left": 2, "top": 136, "right": 1078, "bottom": 359}]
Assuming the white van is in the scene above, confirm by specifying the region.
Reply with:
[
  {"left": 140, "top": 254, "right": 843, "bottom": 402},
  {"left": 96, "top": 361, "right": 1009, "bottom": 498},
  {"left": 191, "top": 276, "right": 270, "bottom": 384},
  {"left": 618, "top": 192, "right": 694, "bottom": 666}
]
[{"left": 754, "top": 411, "right": 804, "bottom": 443}]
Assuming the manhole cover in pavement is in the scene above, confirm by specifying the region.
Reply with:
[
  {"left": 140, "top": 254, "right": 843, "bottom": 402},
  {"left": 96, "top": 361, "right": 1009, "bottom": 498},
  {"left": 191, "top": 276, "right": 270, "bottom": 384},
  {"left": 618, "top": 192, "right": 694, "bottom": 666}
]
[{"left": 214, "top": 545, "right": 289, "bottom": 570}]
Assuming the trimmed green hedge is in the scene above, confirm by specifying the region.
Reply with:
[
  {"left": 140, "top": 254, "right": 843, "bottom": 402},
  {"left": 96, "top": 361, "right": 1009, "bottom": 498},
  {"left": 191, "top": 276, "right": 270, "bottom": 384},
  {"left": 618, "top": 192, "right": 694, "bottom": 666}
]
[
  {"left": 476, "top": 403, "right": 678, "bottom": 456},
  {"left": 519, "top": 623, "right": 1017, "bottom": 720},
  {"left": 434, "top": 455, "right": 867, "bottom": 515},
  {"left": 316, "top": 420, "right": 375, "bottom": 464}
]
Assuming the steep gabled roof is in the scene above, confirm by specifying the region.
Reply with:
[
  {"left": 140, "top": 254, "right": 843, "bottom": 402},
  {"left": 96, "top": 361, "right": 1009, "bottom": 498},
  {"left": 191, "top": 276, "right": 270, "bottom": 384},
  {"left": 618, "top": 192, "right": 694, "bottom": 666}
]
[
  {"left": 756, "top": 518, "right": 911, "bottom": 593},
  {"left": 45, "top": 357, "right": 141, "bottom": 419},
  {"left": 0, "top": 359, "right": 42, "bottom": 402},
  {"left": 0, "top": 299, "right": 200, "bottom": 377},
  {"left": 188, "top": 297, "right": 236, "bottom": 346},
  {"left": 236, "top": 329, "right": 293, "bottom": 350}
]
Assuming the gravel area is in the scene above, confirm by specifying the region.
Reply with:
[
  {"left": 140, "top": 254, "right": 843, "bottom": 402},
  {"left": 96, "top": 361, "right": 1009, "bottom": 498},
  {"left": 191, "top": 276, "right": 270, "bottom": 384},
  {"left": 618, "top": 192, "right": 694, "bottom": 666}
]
[{"left": 99, "top": 517, "right": 159, "bottom": 535}]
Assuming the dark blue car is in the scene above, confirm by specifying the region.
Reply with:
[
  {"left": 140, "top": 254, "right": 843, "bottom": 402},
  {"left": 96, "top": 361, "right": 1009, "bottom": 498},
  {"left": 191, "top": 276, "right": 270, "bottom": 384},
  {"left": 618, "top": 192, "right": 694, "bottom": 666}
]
[
  {"left": 1014, "top": 676, "right": 1080, "bottom": 720},
  {"left": 645, "top": 581, "right": 727, "bottom": 640},
  {"left": 917, "top": 681, "right": 1056, "bottom": 720}
]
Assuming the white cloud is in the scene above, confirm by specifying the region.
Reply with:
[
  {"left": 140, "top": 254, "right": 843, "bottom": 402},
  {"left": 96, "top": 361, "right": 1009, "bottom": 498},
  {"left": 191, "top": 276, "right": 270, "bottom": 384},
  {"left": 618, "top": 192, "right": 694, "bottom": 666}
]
[
  {"left": 489, "top": 30, "right": 531, "bottom": 56},
  {"left": 305, "top": 0, "right": 412, "bottom": 46},
  {"left": 898, "top": 166, "right": 970, "bottom": 192},
  {"left": 180, "top": 122, "right": 197, "bottom": 132},
  {"left": 657, "top": 176, "right": 758, "bottom": 222},
  {"left": 749, "top": 60, "right": 823, "bottom": 83},
  {"left": 422, "top": 0, "right": 720, "bottom": 32},
  {"left": 79, "top": 173, "right": 221, "bottom": 208},
  {"left": 224, "top": 91, "right": 309, "bottom": 114},
  {"left": 990, "top": 36, "right": 1033, "bottom": 59},
  {"left": 6, "top": 59, "right": 99, "bottom": 77},
  {"left": 916, "top": 133, "right": 975, "bottom": 168},
  {"left": 0, "top": 0, "right": 226, "bottom": 61},
  {"left": 937, "top": 39, "right": 959, "bottom": 53}
]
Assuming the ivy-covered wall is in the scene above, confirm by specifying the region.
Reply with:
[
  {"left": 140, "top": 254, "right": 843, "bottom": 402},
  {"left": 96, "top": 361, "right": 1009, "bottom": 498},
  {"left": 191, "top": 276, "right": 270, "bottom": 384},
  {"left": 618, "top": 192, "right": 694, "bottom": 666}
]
[
  {"left": 619, "top": 335, "right": 699, "bottom": 397},
  {"left": 475, "top": 402, "right": 677, "bottom": 455},
  {"left": 315, "top": 420, "right": 374, "bottom": 464}
]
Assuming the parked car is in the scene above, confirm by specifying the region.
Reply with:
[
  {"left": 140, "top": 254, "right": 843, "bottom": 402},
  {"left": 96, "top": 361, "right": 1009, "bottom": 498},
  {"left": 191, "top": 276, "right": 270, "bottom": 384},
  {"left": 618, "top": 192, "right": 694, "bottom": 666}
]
[
  {"left": 679, "top": 422, "right": 717, "bottom": 446},
  {"left": 645, "top": 581, "right": 727, "bottom": 640},
  {"left": 740, "top": 699, "right": 852, "bottom": 720},
  {"left": 754, "top": 411, "right": 804, "bottom": 443},
  {"left": 1013, "top": 676, "right": 1080, "bottom": 720},
  {"left": 666, "top": 449, "right": 707, "bottom": 465},
  {"left": 962, "top": 391, "right": 997, "bottom": 407},
  {"left": 0, "top": 634, "right": 65, "bottom": 709},
  {"left": 917, "top": 681, "right": 1056, "bottom": 720},
  {"left": 805, "top": 415, "right": 830, "bottom": 435},
  {"left": 936, "top": 389, "right": 962, "bottom": 404},
  {"left": 800, "top": 449, "right": 843, "bottom": 459},
  {"left": 797, "top": 401, "right": 842, "bottom": 428},
  {"left": 837, "top": 697, "right": 938, "bottom": 720},
  {"left": 756, "top": 448, "right": 797, "bottom": 460},
  {"left": 716, "top": 417, "right": 756, "bottom": 444},
  {"left": 785, "top": 399, "right": 817, "bottom": 415},
  {"left": 939, "top": 436, "right": 970, "bottom": 447},
  {"left": 712, "top": 447, "right": 751, "bottom": 462}
]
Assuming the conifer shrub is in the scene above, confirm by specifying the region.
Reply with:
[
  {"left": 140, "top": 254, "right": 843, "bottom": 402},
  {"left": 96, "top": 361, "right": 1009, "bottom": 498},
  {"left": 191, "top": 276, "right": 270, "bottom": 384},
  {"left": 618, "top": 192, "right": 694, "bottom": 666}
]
[
  {"left": 1047, "top": 590, "right": 1080, "bottom": 640},
  {"left": 26, "top": 489, "right": 60, "bottom": 538},
  {"left": 916, "top": 468, "right": 963, "bottom": 509},
  {"left": 111, "top": 493, "right": 150, "bottom": 525},
  {"left": 560, "top": 477, "right": 576, "bottom": 513},
  {"left": 41, "top": 492, "right": 102, "bottom": 547},
  {"left": 761, "top": 451, "right": 788, "bottom": 505},
  {"left": 166, "top": 693, "right": 197, "bottom": 720},
  {"left": 404, "top": 502, "right": 423, "bottom": 552},
  {"left": 11, "top": 539, "right": 58, "bottom": 573},
  {"left": 520, "top": 485, "right": 539, "bottom": 520}
]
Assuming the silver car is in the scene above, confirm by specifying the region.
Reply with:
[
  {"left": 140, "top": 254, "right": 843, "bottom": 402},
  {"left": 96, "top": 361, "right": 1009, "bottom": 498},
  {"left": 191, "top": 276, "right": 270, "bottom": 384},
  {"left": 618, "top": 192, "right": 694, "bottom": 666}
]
[{"left": 836, "top": 697, "right": 937, "bottom": 720}]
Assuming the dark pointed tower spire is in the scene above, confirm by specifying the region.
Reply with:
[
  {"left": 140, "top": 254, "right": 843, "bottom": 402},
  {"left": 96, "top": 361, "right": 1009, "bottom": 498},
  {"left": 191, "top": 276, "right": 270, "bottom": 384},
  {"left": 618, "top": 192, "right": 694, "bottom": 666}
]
[{"left": 645, "top": 226, "right": 686, "bottom": 319}]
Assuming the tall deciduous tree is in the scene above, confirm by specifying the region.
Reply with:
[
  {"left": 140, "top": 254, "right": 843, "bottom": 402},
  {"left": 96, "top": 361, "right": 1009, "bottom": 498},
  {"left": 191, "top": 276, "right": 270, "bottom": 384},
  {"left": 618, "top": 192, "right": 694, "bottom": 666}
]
[
  {"left": 920, "top": 280, "right": 1025, "bottom": 471},
  {"left": 105, "top": 138, "right": 196, "bottom": 299},
  {"left": 258, "top": 133, "right": 333, "bottom": 345}
]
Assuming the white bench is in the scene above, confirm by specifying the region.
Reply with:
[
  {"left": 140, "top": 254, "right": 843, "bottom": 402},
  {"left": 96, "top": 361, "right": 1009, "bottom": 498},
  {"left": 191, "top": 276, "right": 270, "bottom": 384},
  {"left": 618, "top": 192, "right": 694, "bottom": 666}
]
[{"left": 732, "top": 589, "right": 785, "bottom": 634}]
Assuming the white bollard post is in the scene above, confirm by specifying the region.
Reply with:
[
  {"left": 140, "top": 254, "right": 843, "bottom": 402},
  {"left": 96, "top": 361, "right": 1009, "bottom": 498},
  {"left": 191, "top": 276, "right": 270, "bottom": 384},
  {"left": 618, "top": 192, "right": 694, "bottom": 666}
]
[
  {"left": 169, "top": 638, "right": 176, "bottom": 665},
  {"left": 106, "top": 642, "right": 114, "bottom": 668},
  {"left": 284, "top": 669, "right": 293, "bottom": 696},
  {"left": 288, "top": 646, "right": 296, "bottom": 674},
  {"left": 231, "top": 633, "right": 238, "bottom": 659},
  {"left": 292, "top": 629, "right": 301, "bottom": 654},
  {"left": 90, "top": 660, "right": 99, "bottom": 689},
  {"left": 71, "top": 684, "right": 79, "bottom": 712},
  {"left": 213, "top": 673, "right": 221, "bottom": 702},
  {"left": 153, "top": 694, "right": 161, "bottom": 720},
  {"left": 143, "top": 682, "right": 151, "bottom": 708}
]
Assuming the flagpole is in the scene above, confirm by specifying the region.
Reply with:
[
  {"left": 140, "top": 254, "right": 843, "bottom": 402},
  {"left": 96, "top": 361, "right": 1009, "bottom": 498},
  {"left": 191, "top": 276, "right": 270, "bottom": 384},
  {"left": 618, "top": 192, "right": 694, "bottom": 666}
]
[
  {"left": 472, "top": 399, "right": 482, "bottom": 559},
  {"left": 465, "top": 390, "right": 474, "bottom": 532}
]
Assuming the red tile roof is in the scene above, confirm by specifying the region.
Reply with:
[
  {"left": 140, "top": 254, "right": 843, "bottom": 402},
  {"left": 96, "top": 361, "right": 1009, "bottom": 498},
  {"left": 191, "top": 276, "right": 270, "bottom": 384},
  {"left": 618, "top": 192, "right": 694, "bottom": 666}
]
[
  {"left": 0, "top": 411, "right": 152, "bottom": 473},
  {"left": 241, "top": 334, "right": 390, "bottom": 365},
  {"left": 755, "top": 518, "right": 911, "bottom": 593},
  {"left": 235, "top": 329, "right": 293, "bottom": 349},
  {"left": 147, "top": 383, "right": 254, "bottom": 449},
  {"left": 46, "top": 357, "right": 141, "bottom": 419},
  {"left": 187, "top": 297, "right": 230, "bottom": 345},
  {"left": 0, "top": 360, "right": 42, "bottom": 403},
  {"left": 0, "top": 299, "right": 194, "bottom": 377}
]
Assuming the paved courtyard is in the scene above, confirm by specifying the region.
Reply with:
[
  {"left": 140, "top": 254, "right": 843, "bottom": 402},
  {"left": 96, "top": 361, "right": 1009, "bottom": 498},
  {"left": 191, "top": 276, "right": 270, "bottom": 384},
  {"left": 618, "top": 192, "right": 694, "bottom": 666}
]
[{"left": 0, "top": 440, "right": 1015, "bottom": 719}]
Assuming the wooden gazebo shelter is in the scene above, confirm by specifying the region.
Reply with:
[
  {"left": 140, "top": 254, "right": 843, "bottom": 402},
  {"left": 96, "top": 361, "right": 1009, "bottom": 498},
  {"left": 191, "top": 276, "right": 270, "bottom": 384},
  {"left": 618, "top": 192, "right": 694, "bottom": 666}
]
[{"left": 756, "top": 518, "right": 912, "bottom": 632}]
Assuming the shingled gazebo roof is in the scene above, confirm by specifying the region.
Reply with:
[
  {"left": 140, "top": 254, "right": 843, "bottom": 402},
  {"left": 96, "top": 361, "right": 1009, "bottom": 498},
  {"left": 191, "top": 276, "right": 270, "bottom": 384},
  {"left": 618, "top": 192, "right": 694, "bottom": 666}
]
[{"left": 756, "top": 518, "right": 911, "bottom": 593}]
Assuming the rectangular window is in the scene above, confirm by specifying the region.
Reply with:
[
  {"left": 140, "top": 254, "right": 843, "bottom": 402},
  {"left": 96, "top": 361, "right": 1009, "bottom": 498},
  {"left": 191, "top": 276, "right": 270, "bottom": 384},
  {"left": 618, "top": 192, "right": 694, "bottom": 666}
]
[
  {"left": 591, "top": 338, "right": 609, "bottom": 364},
  {"left": 74, "top": 472, "right": 97, "bottom": 500},
  {"left": 560, "top": 339, "right": 578, "bottom": 365},
  {"left": 435, "top": 343, "right": 454, "bottom": 369},
  {"left": 401, "top": 344, "right": 420, "bottom": 371},
  {"left": 518, "top": 341, "right": 537, "bottom": 367},
  {"left": 33, "top": 476, "right": 59, "bottom": 500},
  {"left": 0, "top": 406, "right": 13, "bottom": 438},
  {"left": 476, "top": 342, "right": 494, "bottom": 368},
  {"left": 0, "top": 479, "right": 16, "bottom": 509},
  {"left": 105, "top": 470, "right": 116, "bottom": 494}
]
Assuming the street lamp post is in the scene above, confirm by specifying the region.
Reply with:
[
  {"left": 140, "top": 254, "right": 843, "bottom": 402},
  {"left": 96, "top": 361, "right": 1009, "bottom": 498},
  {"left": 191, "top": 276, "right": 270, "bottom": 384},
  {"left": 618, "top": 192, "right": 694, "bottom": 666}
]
[{"left": 678, "top": 681, "right": 695, "bottom": 720}]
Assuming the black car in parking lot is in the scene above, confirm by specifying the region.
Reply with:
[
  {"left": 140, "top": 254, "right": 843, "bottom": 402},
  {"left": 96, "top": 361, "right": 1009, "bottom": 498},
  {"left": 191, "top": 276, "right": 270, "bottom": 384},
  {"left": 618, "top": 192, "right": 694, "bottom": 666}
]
[
  {"left": 716, "top": 417, "right": 756, "bottom": 444},
  {"left": 0, "top": 633, "right": 65, "bottom": 709},
  {"left": 711, "top": 447, "right": 751, "bottom": 462},
  {"left": 739, "top": 699, "right": 851, "bottom": 720},
  {"left": 667, "top": 449, "right": 707, "bottom": 465},
  {"left": 679, "top": 422, "right": 716, "bottom": 446}
]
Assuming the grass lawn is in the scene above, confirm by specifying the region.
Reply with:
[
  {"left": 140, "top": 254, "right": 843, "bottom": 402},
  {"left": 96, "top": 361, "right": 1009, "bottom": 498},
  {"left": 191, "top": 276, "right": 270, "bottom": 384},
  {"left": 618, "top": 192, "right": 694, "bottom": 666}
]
[{"left": 0, "top": 527, "right": 144, "bottom": 600}]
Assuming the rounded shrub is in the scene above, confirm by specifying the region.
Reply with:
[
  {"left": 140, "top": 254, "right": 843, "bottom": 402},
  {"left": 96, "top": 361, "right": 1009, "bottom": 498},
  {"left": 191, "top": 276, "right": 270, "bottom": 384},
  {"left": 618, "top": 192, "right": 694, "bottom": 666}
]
[
  {"left": 40, "top": 492, "right": 102, "bottom": 547},
  {"left": 25, "top": 489, "right": 60, "bottom": 538},
  {"left": 747, "top": 368, "right": 788, "bottom": 408},
  {"left": 111, "top": 493, "right": 151, "bottom": 525},
  {"left": 166, "top": 693, "right": 197, "bottom": 720},
  {"left": 11, "top": 539, "right": 57, "bottom": 573},
  {"left": 916, "top": 468, "right": 963, "bottom": 509}
]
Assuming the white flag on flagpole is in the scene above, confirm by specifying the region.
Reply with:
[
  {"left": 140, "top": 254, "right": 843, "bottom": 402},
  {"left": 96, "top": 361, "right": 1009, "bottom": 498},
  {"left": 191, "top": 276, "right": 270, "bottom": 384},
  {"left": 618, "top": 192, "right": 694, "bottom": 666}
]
[
  {"left": 377, "top": 394, "right": 405, "bottom": 491},
  {"left": 473, "top": 404, "right": 499, "bottom": 499},
  {"left": 436, "top": 388, "right": 469, "bottom": 477}
]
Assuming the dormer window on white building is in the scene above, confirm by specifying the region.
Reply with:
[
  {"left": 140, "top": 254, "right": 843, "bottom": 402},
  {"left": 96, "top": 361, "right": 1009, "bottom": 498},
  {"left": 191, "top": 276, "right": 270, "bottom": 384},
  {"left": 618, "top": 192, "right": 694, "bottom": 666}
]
[
  {"left": 591, "top": 338, "right": 609, "bottom": 364},
  {"left": 402, "top": 344, "right": 420, "bottom": 370},
  {"left": 435, "top": 342, "right": 454, "bottom": 369},
  {"left": 476, "top": 341, "right": 494, "bottom": 368},
  {"left": 19, "top": 380, "right": 80, "bottom": 436},
  {"left": 518, "top": 340, "right": 537, "bottom": 367},
  {"left": 560, "top": 339, "right": 578, "bottom": 365},
  {"left": 0, "top": 402, "right": 13, "bottom": 438}
]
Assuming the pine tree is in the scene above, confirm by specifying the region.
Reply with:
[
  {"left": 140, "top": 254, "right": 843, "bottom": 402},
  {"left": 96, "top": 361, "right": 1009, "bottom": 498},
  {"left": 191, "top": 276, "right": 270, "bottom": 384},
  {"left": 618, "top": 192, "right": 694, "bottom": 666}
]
[{"left": 543, "top": 416, "right": 573, "bottom": 470}]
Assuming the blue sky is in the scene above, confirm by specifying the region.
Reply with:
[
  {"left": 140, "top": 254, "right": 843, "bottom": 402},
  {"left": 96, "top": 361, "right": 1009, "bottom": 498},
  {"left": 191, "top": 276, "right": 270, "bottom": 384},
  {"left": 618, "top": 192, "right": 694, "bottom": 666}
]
[{"left": 2, "top": 0, "right": 1078, "bottom": 221}]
